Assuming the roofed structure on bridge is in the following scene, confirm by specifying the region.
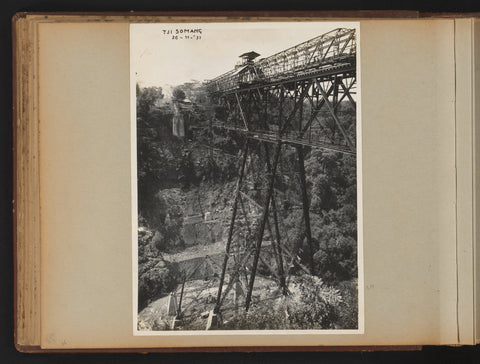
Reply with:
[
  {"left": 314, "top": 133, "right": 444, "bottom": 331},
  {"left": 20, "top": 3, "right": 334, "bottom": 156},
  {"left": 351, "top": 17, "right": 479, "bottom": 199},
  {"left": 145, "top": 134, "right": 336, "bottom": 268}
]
[
  {"left": 237, "top": 51, "right": 261, "bottom": 67},
  {"left": 239, "top": 51, "right": 260, "bottom": 60}
]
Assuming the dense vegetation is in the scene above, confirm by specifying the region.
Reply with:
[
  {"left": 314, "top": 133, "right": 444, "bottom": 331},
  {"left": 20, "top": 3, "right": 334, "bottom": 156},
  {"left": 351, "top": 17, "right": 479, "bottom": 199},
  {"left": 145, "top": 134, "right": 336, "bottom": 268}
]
[{"left": 136, "top": 82, "right": 358, "bottom": 329}]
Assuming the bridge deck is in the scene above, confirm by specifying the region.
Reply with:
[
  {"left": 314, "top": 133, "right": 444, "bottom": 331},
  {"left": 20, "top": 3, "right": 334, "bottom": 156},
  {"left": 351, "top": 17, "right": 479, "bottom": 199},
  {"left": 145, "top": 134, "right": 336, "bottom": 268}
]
[
  {"left": 206, "top": 27, "right": 356, "bottom": 96},
  {"left": 212, "top": 123, "right": 355, "bottom": 154},
  {"left": 209, "top": 59, "right": 355, "bottom": 96}
]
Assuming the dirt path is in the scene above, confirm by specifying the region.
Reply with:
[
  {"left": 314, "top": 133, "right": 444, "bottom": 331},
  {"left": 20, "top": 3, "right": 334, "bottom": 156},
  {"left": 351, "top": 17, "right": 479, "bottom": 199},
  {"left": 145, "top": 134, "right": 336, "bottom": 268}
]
[{"left": 162, "top": 240, "right": 226, "bottom": 263}]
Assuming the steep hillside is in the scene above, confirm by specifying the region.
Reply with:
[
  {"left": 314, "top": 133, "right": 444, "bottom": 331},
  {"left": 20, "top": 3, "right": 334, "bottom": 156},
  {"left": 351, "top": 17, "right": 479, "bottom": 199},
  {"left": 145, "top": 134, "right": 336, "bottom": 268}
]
[{"left": 136, "top": 84, "right": 358, "bottom": 329}]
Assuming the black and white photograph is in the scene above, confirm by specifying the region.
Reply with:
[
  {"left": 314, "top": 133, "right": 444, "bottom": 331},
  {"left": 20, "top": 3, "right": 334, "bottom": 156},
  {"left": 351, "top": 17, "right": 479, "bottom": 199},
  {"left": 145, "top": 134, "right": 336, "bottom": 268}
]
[{"left": 131, "top": 22, "right": 363, "bottom": 332}]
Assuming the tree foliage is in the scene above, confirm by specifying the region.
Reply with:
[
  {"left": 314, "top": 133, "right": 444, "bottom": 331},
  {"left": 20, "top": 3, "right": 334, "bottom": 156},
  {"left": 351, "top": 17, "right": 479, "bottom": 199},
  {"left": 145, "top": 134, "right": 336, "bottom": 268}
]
[
  {"left": 222, "top": 275, "right": 343, "bottom": 330},
  {"left": 137, "top": 84, "right": 164, "bottom": 117},
  {"left": 172, "top": 86, "right": 186, "bottom": 101},
  {"left": 304, "top": 149, "right": 357, "bottom": 285},
  {"left": 137, "top": 222, "right": 181, "bottom": 311}
]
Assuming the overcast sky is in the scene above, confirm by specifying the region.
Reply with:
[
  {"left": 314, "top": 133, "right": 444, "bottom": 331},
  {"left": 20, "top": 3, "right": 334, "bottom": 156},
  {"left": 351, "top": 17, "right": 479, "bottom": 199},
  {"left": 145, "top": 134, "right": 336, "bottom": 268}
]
[{"left": 131, "top": 22, "right": 359, "bottom": 91}]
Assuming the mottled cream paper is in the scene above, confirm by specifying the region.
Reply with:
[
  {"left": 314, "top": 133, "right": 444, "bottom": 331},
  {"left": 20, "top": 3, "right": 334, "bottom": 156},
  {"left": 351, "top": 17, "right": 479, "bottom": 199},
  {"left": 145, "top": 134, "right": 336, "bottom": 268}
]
[
  {"left": 455, "top": 19, "right": 476, "bottom": 345},
  {"left": 39, "top": 19, "right": 472, "bottom": 348},
  {"left": 474, "top": 19, "right": 480, "bottom": 345}
]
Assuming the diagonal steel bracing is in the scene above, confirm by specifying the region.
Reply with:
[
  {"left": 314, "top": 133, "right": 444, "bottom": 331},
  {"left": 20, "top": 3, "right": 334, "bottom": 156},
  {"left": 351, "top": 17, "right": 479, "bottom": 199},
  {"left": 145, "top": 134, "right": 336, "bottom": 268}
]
[
  {"left": 245, "top": 141, "right": 282, "bottom": 311},
  {"left": 206, "top": 28, "right": 357, "bottom": 318},
  {"left": 214, "top": 141, "right": 249, "bottom": 314}
]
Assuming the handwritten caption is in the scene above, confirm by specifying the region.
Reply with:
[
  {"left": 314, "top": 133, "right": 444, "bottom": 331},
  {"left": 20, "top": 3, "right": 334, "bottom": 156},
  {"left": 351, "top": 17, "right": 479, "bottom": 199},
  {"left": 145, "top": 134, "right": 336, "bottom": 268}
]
[{"left": 162, "top": 28, "right": 202, "bottom": 41}]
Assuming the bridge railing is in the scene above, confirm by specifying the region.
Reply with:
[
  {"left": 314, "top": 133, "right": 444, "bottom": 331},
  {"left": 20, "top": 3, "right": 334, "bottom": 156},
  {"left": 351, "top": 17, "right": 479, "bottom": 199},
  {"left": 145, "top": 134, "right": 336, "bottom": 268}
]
[
  {"left": 253, "top": 28, "right": 355, "bottom": 82},
  {"left": 206, "top": 28, "right": 356, "bottom": 95}
]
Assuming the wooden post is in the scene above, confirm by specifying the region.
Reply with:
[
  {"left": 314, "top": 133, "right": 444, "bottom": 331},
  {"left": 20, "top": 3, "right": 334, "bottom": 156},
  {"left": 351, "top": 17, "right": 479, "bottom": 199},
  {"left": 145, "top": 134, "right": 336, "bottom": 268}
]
[{"left": 166, "top": 293, "right": 177, "bottom": 317}]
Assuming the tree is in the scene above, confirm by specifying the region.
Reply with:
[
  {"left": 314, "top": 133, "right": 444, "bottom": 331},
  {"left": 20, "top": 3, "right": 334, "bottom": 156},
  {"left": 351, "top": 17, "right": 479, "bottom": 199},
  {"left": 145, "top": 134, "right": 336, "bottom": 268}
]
[
  {"left": 137, "top": 85, "right": 164, "bottom": 117},
  {"left": 172, "top": 87, "right": 186, "bottom": 101}
]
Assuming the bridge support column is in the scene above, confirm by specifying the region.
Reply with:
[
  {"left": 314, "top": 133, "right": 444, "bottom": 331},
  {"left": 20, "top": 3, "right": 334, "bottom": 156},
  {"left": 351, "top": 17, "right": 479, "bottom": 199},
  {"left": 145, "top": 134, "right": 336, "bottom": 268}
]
[
  {"left": 214, "top": 141, "right": 249, "bottom": 314},
  {"left": 264, "top": 144, "right": 287, "bottom": 295},
  {"left": 176, "top": 273, "right": 186, "bottom": 318},
  {"left": 245, "top": 142, "right": 282, "bottom": 312},
  {"left": 297, "top": 145, "right": 316, "bottom": 275}
]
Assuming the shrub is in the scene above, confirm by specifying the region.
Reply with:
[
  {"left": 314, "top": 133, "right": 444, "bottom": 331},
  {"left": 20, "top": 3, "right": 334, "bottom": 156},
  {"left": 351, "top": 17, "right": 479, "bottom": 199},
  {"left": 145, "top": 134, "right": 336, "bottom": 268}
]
[
  {"left": 137, "top": 85, "right": 164, "bottom": 117},
  {"left": 336, "top": 279, "right": 358, "bottom": 329},
  {"left": 286, "top": 275, "right": 342, "bottom": 329},
  {"left": 222, "top": 275, "right": 343, "bottom": 330},
  {"left": 138, "top": 257, "right": 181, "bottom": 312}
]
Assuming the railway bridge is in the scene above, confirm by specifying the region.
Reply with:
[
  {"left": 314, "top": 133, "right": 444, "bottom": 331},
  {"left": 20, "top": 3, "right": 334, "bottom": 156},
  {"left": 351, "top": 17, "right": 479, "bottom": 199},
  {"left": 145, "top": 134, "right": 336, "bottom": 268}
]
[{"left": 170, "top": 28, "right": 357, "bottom": 329}]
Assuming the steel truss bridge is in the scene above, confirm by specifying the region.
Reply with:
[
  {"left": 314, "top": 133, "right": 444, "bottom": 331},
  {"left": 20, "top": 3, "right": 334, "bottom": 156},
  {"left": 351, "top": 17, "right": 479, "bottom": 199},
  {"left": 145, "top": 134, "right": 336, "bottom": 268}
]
[{"left": 174, "top": 28, "right": 357, "bottom": 328}]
